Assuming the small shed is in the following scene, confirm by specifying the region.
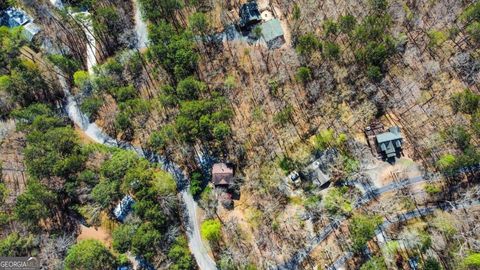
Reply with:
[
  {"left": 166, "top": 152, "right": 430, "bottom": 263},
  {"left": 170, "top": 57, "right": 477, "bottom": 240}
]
[
  {"left": 260, "top": 19, "right": 284, "bottom": 48},
  {"left": 22, "top": 22, "right": 41, "bottom": 41},
  {"left": 239, "top": 1, "right": 262, "bottom": 30},
  {"left": 286, "top": 170, "right": 301, "bottom": 187},
  {"left": 113, "top": 195, "right": 135, "bottom": 222},
  {"left": 376, "top": 126, "right": 403, "bottom": 159},
  {"left": 211, "top": 163, "right": 234, "bottom": 186}
]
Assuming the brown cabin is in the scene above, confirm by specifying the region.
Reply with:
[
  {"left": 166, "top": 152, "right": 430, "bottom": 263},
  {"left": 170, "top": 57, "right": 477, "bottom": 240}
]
[{"left": 211, "top": 163, "right": 234, "bottom": 186}]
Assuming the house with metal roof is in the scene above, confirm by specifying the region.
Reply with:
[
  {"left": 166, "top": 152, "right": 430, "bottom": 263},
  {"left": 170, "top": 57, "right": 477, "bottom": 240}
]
[
  {"left": 211, "top": 163, "right": 234, "bottom": 187},
  {"left": 239, "top": 1, "right": 262, "bottom": 30},
  {"left": 0, "top": 7, "right": 30, "bottom": 27},
  {"left": 113, "top": 195, "right": 135, "bottom": 222},
  {"left": 0, "top": 7, "right": 41, "bottom": 42},
  {"left": 302, "top": 159, "right": 331, "bottom": 188},
  {"left": 260, "top": 18, "right": 285, "bottom": 48},
  {"left": 376, "top": 126, "right": 403, "bottom": 160}
]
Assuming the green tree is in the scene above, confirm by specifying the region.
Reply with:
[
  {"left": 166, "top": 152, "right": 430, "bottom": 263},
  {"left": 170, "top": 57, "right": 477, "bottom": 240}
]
[
  {"left": 148, "top": 22, "right": 197, "bottom": 80},
  {"left": 151, "top": 170, "right": 177, "bottom": 195},
  {"left": 131, "top": 222, "right": 161, "bottom": 260},
  {"left": 339, "top": 14, "right": 357, "bottom": 34},
  {"left": 14, "top": 180, "right": 56, "bottom": 227},
  {"left": 112, "top": 224, "right": 135, "bottom": 253},
  {"left": 113, "top": 85, "right": 137, "bottom": 102},
  {"left": 74, "top": 70, "right": 91, "bottom": 92},
  {"left": 296, "top": 33, "right": 322, "bottom": 56},
  {"left": 91, "top": 180, "right": 120, "bottom": 208},
  {"left": 115, "top": 112, "right": 132, "bottom": 133},
  {"left": 314, "top": 129, "right": 335, "bottom": 150},
  {"left": 101, "top": 150, "right": 139, "bottom": 181},
  {"left": 0, "top": 60, "right": 52, "bottom": 106},
  {"left": 450, "top": 89, "right": 480, "bottom": 115},
  {"left": 274, "top": 105, "right": 293, "bottom": 126},
  {"left": 48, "top": 54, "right": 81, "bottom": 75},
  {"left": 224, "top": 75, "right": 237, "bottom": 90},
  {"left": 428, "top": 30, "right": 448, "bottom": 48},
  {"left": 323, "top": 41, "right": 340, "bottom": 59},
  {"left": 349, "top": 213, "right": 382, "bottom": 252},
  {"left": 65, "top": 239, "right": 117, "bottom": 270},
  {"left": 296, "top": 67, "right": 312, "bottom": 84},
  {"left": 0, "top": 183, "right": 7, "bottom": 203},
  {"left": 133, "top": 199, "right": 166, "bottom": 227},
  {"left": 174, "top": 96, "right": 232, "bottom": 143},
  {"left": 352, "top": 13, "right": 394, "bottom": 80},
  {"left": 462, "top": 2, "right": 480, "bottom": 22},
  {"left": 159, "top": 85, "right": 179, "bottom": 107},
  {"left": 463, "top": 253, "right": 480, "bottom": 269},
  {"left": 201, "top": 219, "right": 222, "bottom": 242},
  {"left": 0, "top": 233, "right": 36, "bottom": 257},
  {"left": 367, "top": 65, "right": 382, "bottom": 81},
  {"left": 80, "top": 96, "right": 103, "bottom": 121},
  {"left": 472, "top": 109, "right": 480, "bottom": 136},
  {"left": 437, "top": 154, "right": 457, "bottom": 174},
  {"left": 0, "top": 26, "right": 26, "bottom": 71},
  {"left": 24, "top": 126, "right": 85, "bottom": 180},
  {"left": 278, "top": 156, "right": 296, "bottom": 173},
  {"left": 176, "top": 77, "right": 206, "bottom": 100},
  {"left": 252, "top": 26, "right": 263, "bottom": 39},
  {"left": 189, "top": 12, "right": 209, "bottom": 35},
  {"left": 138, "top": 0, "right": 182, "bottom": 22},
  {"left": 189, "top": 171, "right": 204, "bottom": 196},
  {"left": 323, "top": 19, "right": 338, "bottom": 36},
  {"left": 360, "top": 256, "right": 387, "bottom": 270},
  {"left": 457, "top": 147, "right": 480, "bottom": 172},
  {"left": 423, "top": 256, "right": 442, "bottom": 270},
  {"left": 324, "top": 187, "right": 353, "bottom": 215},
  {"left": 369, "top": 0, "right": 388, "bottom": 12},
  {"left": 213, "top": 122, "right": 231, "bottom": 140},
  {"left": 149, "top": 124, "right": 176, "bottom": 152},
  {"left": 168, "top": 236, "right": 194, "bottom": 270},
  {"left": 292, "top": 4, "right": 301, "bottom": 20},
  {"left": 91, "top": 6, "right": 125, "bottom": 53},
  {"left": 424, "top": 183, "right": 442, "bottom": 196},
  {"left": 445, "top": 126, "right": 471, "bottom": 150}
]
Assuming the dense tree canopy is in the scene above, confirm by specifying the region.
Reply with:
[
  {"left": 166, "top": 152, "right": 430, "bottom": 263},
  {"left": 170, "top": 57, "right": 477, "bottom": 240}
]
[
  {"left": 349, "top": 213, "right": 382, "bottom": 252},
  {"left": 138, "top": 0, "right": 182, "bottom": 23},
  {"left": 64, "top": 239, "right": 117, "bottom": 270},
  {"left": 201, "top": 219, "right": 222, "bottom": 243},
  {"left": 0, "top": 233, "right": 36, "bottom": 257},
  {"left": 148, "top": 22, "right": 197, "bottom": 81},
  {"left": 14, "top": 180, "right": 56, "bottom": 228},
  {"left": 168, "top": 236, "right": 194, "bottom": 270},
  {"left": 0, "top": 27, "right": 58, "bottom": 117},
  {"left": 131, "top": 222, "right": 161, "bottom": 260}
]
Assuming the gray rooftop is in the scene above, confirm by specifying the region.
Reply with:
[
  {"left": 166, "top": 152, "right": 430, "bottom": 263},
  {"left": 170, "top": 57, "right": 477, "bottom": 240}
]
[
  {"left": 261, "top": 19, "right": 284, "bottom": 43},
  {"left": 0, "top": 7, "right": 31, "bottom": 27},
  {"left": 303, "top": 159, "right": 330, "bottom": 187},
  {"left": 376, "top": 126, "right": 402, "bottom": 158},
  {"left": 0, "top": 8, "right": 41, "bottom": 41},
  {"left": 376, "top": 126, "right": 402, "bottom": 144},
  {"left": 113, "top": 195, "right": 135, "bottom": 222},
  {"left": 239, "top": 2, "right": 261, "bottom": 28},
  {"left": 23, "top": 22, "right": 41, "bottom": 41}
]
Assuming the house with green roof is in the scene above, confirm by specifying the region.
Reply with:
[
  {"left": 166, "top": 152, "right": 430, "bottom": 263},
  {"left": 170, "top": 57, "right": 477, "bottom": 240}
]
[
  {"left": 376, "top": 126, "right": 403, "bottom": 160},
  {"left": 260, "top": 19, "right": 285, "bottom": 48}
]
